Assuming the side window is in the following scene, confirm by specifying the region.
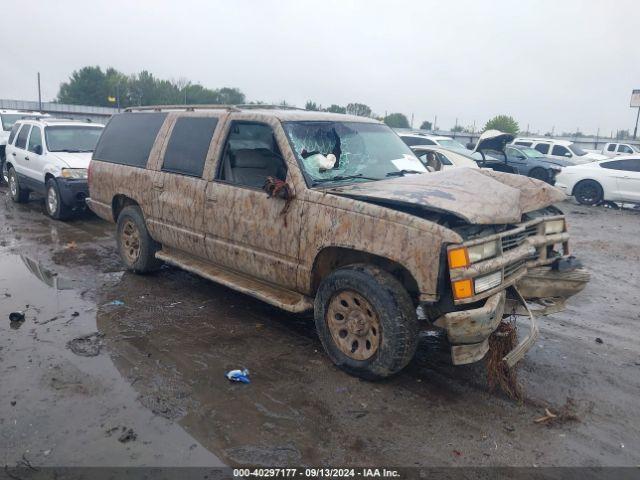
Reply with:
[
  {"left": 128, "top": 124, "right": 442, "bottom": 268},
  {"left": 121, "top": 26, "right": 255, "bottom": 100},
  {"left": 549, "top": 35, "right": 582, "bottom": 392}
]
[
  {"left": 8, "top": 123, "right": 21, "bottom": 144},
  {"left": 27, "top": 126, "right": 42, "bottom": 153},
  {"left": 93, "top": 112, "right": 168, "bottom": 168},
  {"left": 436, "top": 152, "right": 452, "bottom": 165},
  {"left": 552, "top": 145, "right": 570, "bottom": 157},
  {"left": 607, "top": 144, "right": 616, "bottom": 152},
  {"left": 618, "top": 144, "right": 633, "bottom": 154},
  {"left": 161, "top": 117, "right": 218, "bottom": 177},
  {"left": 534, "top": 143, "right": 550, "bottom": 154},
  {"left": 15, "top": 124, "right": 31, "bottom": 149},
  {"left": 217, "top": 121, "right": 287, "bottom": 189},
  {"left": 601, "top": 159, "right": 640, "bottom": 172},
  {"left": 515, "top": 141, "right": 532, "bottom": 147}
]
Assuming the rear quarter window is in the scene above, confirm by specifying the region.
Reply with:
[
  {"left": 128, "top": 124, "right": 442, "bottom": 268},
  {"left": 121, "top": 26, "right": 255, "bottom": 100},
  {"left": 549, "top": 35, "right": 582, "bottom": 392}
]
[
  {"left": 8, "top": 123, "right": 21, "bottom": 144},
  {"left": 15, "top": 124, "right": 31, "bottom": 149},
  {"left": 93, "top": 112, "right": 167, "bottom": 168},
  {"left": 161, "top": 116, "right": 218, "bottom": 177},
  {"left": 601, "top": 159, "right": 640, "bottom": 172}
]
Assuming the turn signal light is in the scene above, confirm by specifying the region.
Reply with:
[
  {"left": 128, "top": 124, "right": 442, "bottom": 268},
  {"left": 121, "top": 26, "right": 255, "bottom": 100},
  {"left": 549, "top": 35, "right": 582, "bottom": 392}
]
[
  {"left": 448, "top": 247, "right": 470, "bottom": 269},
  {"left": 452, "top": 279, "right": 473, "bottom": 300}
]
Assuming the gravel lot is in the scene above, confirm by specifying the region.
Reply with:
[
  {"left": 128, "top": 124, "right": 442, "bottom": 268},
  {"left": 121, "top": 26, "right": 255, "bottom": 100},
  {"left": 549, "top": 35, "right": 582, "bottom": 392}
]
[{"left": 1, "top": 185, "right": 639, "bottom": 468}]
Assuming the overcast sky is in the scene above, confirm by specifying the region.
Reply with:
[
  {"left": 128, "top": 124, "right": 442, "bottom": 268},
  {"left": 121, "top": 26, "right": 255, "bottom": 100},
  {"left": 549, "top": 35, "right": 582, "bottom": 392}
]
[{"left": 2, "top": 0, "right": 638, "bottom": 135}]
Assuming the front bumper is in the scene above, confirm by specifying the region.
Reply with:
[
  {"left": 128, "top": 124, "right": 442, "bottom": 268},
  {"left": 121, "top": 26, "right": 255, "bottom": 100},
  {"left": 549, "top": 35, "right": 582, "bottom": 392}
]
[
  {"left": 57, "top": 177, "right": 89, "bottom": 207},
  {"left": 434, "top": 287, "right": 538, "bottom": 366}
]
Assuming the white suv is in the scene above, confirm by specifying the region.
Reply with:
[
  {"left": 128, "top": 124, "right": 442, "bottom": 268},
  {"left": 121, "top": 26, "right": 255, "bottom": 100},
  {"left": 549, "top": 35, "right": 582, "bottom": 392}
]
[
  {"left": 5, "top": 118, "right": 104, "bottom": 219},
  {"left": 512, "top": 137, "right": 607, "bottom": 164},
  {"left": 1, "top": 109, "right": 49, "bottom": 183}
]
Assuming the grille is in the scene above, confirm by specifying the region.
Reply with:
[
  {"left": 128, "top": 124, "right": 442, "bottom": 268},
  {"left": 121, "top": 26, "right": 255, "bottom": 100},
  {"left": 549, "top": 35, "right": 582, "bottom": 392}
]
[
  {"left": 501, "top": 224, "right": 539, "bottom": 252},
  {"left": 504, "top": 259, "right": 526, "bottom": 278}
]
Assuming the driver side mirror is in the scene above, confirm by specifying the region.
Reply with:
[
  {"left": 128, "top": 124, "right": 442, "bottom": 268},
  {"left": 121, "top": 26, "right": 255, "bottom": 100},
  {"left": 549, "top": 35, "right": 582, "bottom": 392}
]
[
  {"left": 263, "top": 176, "right": 293, "bottom": 201},
  {"left": 516, "top": 155, "right": 526, "bottom": 160},
  {"left": 33, "top": 145, "right": 43, "bottom": 155},
  {"left": 564, "top": 152, "right": 572, "bottom": 157}
]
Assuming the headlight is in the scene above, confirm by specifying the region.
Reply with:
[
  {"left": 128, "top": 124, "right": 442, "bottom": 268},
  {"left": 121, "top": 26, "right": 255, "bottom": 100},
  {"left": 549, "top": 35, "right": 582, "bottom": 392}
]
[
  {"left": 467, "top": 240, "right": 499, "bottom": 263},
  {"left": 544, "top": 219, "right": 565, "bottom": 235},
  {"left": 61, "top": 168, "right": 88, "bottom": 179}
]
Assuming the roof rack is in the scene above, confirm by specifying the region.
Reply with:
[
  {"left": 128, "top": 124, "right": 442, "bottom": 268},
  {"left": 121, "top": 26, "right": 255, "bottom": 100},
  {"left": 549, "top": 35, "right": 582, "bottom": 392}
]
[{"left": 124, "top": 104, "right": 306, "bottom": 113}]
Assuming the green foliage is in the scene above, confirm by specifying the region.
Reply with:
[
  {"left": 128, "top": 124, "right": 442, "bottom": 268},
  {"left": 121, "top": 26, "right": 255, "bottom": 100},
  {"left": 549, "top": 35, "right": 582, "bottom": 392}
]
[
  {"left": 450, "top": 124, "right": 464, "bottom": 132},
  {"left": 305, "top": 101, "right": 321, "bottom": 111},
  {"left": 419, "top": 120, "right": 432, "bottom": 130},
  {"left": 346, "top": 103, "right": 372, "bottom": 117},
  {"left": 56, "top": 66, "right": 245, "bottom": 107},
  {"left": 483, "top": 115, "right": 519, "bottom": 135},
  {"left": 383, "top": 113, "right": 410, "bottom": 128},
  {"left": 325, "top": 104, "right": 346, "bottom": 114}
]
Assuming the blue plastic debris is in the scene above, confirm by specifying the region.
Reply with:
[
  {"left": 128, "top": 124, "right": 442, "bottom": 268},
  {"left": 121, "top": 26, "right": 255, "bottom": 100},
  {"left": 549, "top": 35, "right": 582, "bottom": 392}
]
[
  {"left": 105, "top": 300, "right": 125, "bottom": 306},
  {"left": 225, "top": 368, "right": 250, "bottom": 384}
]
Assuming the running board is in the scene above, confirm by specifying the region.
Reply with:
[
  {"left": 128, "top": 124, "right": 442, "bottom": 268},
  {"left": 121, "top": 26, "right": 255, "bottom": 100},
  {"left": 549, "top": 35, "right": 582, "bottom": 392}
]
[{"left": 155, "top": 249, "right": 314, "bottom": 313}]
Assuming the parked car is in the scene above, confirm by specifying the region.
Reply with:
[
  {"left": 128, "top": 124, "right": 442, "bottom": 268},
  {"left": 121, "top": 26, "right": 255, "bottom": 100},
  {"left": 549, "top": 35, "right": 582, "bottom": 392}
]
[
  {"left": 600, "top": 142, "right": 640, "bottom": 158},
  {"left": 399, "top": 132, "right": 498, "bottom": 162},
  {"left": 483, "top": 145, "right": 571, "bottom": 184},
  {"left": 1, "top": 109, "right": 49, "bottom": 183},
  {"left": 512, "top": 137, "right": 607, "bottom": 164},
  {"left": 87, "top": 106, "right": 589, "bottom": 380},
  {"left": 5, "top": 118, "right": 104, "bottom": 219},
  {"left": 554, "top": 157, "right": 640, "bottom": 205},
  {"left": 410, "top": 145, "right": 479, "bottom": 171}
]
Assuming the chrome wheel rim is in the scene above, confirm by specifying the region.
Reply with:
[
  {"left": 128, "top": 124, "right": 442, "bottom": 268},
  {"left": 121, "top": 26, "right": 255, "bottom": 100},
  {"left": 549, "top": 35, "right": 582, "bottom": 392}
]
[
  {"left": 327, "top": 289, "right": 381, "bottom": 361},
  {"left": 47, "top": 186, "right": 58, "bottom": 214},
  {"left": 9, "top": 173, "right": 17, "bottom": 197},
  {"left": 121, "top": 219, "right": 141, "bottom": 264}
]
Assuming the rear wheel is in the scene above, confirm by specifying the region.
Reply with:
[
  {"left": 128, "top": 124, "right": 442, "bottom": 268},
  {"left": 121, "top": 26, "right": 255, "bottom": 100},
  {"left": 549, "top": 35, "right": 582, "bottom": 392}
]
[
  {"left": 574, "top": 180, "right": 603, "bottom": 206},
  {"left": 314, "top": 264, "right": 419, "bottom": 380},
  {"left": 1, "top": 159, "right": 8, "bottom": 184},
  {"left": 45, "top": 178, "right": 72, "bottom": 220},
  {"left": 8, "top": 167, "right": 29, "bottom": 203},
  {"left": 116, "top": 205, "right": 162, "bottom": 273},
  {"left": 529, "top": 167, "right": 550, "bottom": 183}
]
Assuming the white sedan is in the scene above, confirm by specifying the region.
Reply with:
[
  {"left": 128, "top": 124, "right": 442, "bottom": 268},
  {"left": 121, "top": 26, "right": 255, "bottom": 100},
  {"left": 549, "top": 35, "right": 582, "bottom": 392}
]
[
  {"left": 554, "top": 156, "right": 640, "bottom": 205},
  {"left": 410, "top": 145, "right": 479, "bottom": 171}
]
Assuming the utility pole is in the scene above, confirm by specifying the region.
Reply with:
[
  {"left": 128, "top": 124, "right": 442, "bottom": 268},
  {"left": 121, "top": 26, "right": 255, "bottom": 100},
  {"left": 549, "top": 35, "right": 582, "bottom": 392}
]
[
  {"left": 116, "top": 83, "right": 121, "bottom": 112},
  {"left": 37, "top": 72, "right": 42, "bottom": 111},
  {"left": 434, "top": 115, "right": 437, "bottom": 132}
]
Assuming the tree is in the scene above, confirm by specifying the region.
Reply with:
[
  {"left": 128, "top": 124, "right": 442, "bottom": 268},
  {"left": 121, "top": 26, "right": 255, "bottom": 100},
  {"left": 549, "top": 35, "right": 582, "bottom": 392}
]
[
  {"left": 346, "top": 102, "right": 372, "bottom": 117},
  {"left": 57, "top": 66, "right": 110, "bottom": 106},
  {"left": 451, "top": 125, "right": 464, "bottom": 133},
  {"left": 483, "top": 115, "right": 519, "bottom": 135},
  {"left": 419, "top": 120, "right": 432, "bottom": 130},
  {"left": 305, "top": 100, "right": 321, "bottom": 111},
  {"left": 326, "top": 104, "right": 346, "bottom": 114},
  {"left": 383, "top": 113, "right": 410, "bottom": 128}
]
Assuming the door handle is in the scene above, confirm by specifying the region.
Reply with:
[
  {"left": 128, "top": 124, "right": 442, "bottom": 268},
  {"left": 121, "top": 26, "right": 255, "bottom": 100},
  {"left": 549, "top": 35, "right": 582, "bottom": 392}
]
[
  {"left": 24, "top": 156, "right": 30, "bottom": 161},
  {"left": 12, "top": 152, "right": 16, "bottom": 156}
]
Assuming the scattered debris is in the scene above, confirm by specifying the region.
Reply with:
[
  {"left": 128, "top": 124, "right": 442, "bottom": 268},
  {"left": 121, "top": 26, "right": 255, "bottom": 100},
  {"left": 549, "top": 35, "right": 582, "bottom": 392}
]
[
  {"left": 452, "top": 450, "right": 462, "bottom": 456},
  {"left": 10, "top": 400, "right": 16, "bottom": 406},
  {"left": 66, "top": 332, "right": 104, "bottom": 357},
  {"left": 66, "top": 241, "right": 77, "bottom": 249},
  {"left": 104, "top": 300, "right": 125, "bottom": 307},
  {"left": 534, "top": 398, "right": 580, "bottom": 426},
  {"left": 118, "top": 428, "right": 137, "bottom": 443},
  {"left": 225, "top": 368, "right": 250, "bottom": 384},
  {"left": 43, "top": 450, "right": 51, "bottom": 457},
  {"left": 486, "top": 319, "right": 522, "bottom": 401},
  {"left": 9, "top": 312, "right": 25, "bottom": 322},
  {"left": 595, "top": 337, "right": 603, "bottom": 344},
  {"left": 71, "top": 311, "right": 80, "bottom": 317}
]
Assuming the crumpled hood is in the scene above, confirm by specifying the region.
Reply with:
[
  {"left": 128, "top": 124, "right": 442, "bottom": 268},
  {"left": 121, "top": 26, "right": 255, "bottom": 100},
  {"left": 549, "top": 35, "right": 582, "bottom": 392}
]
[
  {"left": 327, "top": 168, "right": 566, "bottom": 225},
  {"left": 47, "top": 151, "right": 93, "bottom": 169}
]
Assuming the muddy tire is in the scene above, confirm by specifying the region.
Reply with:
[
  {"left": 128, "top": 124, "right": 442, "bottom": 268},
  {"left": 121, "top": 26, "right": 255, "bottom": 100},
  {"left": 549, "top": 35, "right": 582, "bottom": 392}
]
[
  {"left": 116, "top": 205, "right": 161, "bottom": 273},
  {"left": 45, "top": 178, "right": 72, "bottom": 220},
  {"left": 529, "top": 167, "right": 549, "bottom": 183},
  {"left": 574, "top": 179, "right": 603, "bottom": 206},
  {"left": 8, "top": 167, "right": 29, "bottom": 203},
  {"left": 314, "top": 264, "right": 419, "bottom": 380}
]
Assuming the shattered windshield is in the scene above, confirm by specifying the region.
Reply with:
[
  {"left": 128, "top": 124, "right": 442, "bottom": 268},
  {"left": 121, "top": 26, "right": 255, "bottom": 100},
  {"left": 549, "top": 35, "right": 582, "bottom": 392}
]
[
  {"left": 283, "top": 121, "right": 425, "bottom": 186},
  {"left": 45, "top": 126, "right": 104, "bottom": 152}
]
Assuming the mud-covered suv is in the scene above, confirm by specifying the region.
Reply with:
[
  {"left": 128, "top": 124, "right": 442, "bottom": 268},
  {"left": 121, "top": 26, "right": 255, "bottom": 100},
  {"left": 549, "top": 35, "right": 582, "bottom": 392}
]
[{"left": 87, "top": 106, "right": 589, "bottom": 379}]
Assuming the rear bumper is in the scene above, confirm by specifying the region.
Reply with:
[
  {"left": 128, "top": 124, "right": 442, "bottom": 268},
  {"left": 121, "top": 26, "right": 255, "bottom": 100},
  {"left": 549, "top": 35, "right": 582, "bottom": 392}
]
[{"left": 57, "top": 177, "right": 89, "bottom": 207}]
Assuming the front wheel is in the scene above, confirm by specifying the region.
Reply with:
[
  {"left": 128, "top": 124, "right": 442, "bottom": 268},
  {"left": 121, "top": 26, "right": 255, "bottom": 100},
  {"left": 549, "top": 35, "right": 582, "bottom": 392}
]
[
  {"left": 314, "top": 264, "right": 419, "bottom": 380},
  {"left": 45, "top": 178, "right": 72, "bottom": 220},
  {"left": 574, "top": 179, "right": 603, "bottom": 206},
  {"left": 529, "top": 167, "right": 550, "bottom": 183},
  {"left": 116, "top": 205, "right": 162, "bottom": 273}
]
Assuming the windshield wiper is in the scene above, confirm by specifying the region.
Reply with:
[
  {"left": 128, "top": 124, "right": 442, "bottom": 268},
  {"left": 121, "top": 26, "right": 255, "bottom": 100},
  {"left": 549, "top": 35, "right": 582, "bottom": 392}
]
[
  {"left": 311, "top": 173, "right": 379, "bottom": 185},
  {"left": 385, "top": 169, "right": 423, "bottom": 177}
]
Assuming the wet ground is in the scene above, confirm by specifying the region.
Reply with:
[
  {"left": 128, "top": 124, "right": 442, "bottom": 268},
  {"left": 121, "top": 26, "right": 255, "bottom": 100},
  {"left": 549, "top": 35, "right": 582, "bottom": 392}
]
[{"left": 1, "top": 185, "right": 639, "bottom": 468}]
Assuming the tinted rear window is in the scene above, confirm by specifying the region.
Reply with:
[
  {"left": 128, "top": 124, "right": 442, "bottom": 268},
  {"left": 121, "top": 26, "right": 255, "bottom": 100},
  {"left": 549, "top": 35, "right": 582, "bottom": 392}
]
[
  {"left": 93, "top": 112, "right": 167, "bottom": 168},
  {"left": 161, "top": 117, "right": 218, "bottom": 177},
  {"left": 601, "top": 159, "right": 640, "bottom": 172}
]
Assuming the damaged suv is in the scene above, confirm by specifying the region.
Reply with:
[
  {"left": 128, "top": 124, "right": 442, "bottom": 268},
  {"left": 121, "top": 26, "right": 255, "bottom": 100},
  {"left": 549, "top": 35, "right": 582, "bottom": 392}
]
[{"left": 87, "top": 106, "right": 589, "bottom": 379}]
